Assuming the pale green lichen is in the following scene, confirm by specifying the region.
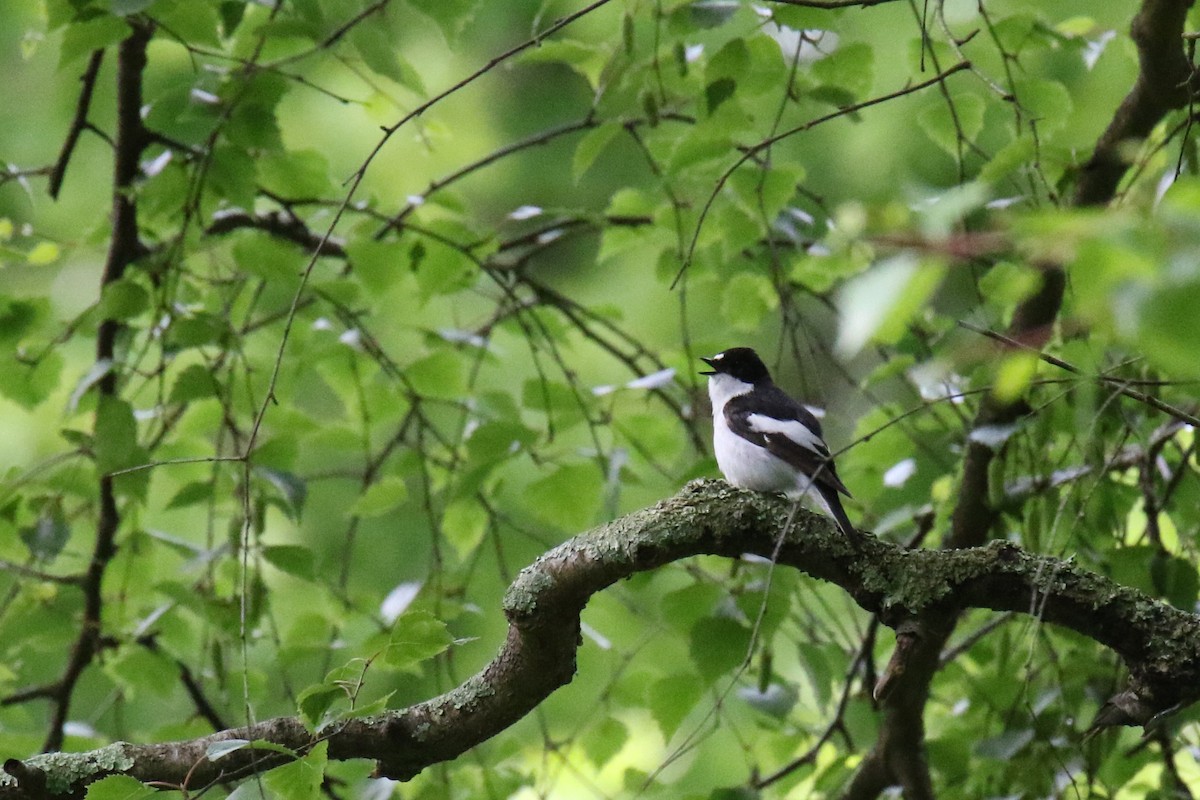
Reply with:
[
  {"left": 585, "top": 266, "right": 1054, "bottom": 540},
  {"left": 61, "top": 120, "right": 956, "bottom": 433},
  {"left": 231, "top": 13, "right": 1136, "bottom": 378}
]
[
  {"left": 504, "top": 567, "right": 556, "bottom": 616},
  {"left": 427, "top": 673, "right": 496, "bottom": 716},
  {"left": 11, "top": 742, "right": 136, "bottom": 794}
]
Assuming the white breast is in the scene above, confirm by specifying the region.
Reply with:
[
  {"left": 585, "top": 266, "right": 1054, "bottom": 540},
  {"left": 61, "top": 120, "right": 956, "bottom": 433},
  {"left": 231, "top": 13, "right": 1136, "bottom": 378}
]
[{"left": 708, "top": 374, "right": 814, "bottom": 498}]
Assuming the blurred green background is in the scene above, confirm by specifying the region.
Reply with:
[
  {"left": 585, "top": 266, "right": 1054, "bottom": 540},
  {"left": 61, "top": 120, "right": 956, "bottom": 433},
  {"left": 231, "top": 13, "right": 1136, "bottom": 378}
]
[{"left": 6, "top": 0, "right": 1200, "bottom": 797}]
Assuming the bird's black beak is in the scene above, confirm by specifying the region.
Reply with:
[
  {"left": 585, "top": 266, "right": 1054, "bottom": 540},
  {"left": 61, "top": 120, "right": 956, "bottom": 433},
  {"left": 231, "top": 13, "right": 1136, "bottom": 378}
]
[{"left": 699, "top": 357, "right": 716, "bottom": 376}]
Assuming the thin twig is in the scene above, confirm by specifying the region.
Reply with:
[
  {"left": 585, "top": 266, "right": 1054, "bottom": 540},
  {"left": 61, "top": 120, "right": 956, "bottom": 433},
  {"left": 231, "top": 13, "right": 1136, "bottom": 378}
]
[
  {"left": 671, "top": 60, "right": 971, "bottom": 289},
  {"left": 49, "top": 49, "right": 105, "bottom": 199},
  {"left": 957, "top": 319, "right": 1200, "bottom": 428}
]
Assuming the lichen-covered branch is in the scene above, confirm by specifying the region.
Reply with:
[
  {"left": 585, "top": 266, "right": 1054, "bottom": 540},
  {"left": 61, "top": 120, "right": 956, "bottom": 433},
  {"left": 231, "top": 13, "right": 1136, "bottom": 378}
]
[{"left": 4, "top": 481, "right": 1199, "bottom": 798}]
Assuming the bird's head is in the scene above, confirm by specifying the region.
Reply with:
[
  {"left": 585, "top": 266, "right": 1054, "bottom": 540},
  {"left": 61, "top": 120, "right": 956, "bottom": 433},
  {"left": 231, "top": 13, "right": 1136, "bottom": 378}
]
[{"left": 700, "top": 347, "right": 772, "bottom": 385}]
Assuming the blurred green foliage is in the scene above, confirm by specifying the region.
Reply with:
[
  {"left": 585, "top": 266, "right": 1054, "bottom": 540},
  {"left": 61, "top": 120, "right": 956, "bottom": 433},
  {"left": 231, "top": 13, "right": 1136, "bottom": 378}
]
[{"left": 2, "top": 0, "right": 1200, "bottom": 797}]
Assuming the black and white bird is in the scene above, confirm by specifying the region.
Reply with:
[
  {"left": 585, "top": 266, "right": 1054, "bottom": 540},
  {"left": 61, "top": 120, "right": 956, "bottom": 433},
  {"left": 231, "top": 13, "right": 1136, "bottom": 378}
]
[{"left": 701, "top": 347, "right": 857, "bottom": 538}]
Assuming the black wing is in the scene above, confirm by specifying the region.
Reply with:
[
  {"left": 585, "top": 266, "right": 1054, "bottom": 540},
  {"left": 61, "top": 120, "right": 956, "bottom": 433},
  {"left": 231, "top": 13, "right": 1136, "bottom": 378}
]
[{"left": 724, "top": 388, "right": 852, "bottom": 498}]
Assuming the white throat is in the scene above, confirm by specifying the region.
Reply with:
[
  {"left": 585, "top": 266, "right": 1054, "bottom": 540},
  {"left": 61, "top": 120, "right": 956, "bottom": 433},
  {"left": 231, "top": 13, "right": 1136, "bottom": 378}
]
[{"left": 707, "top": 372, "right": 753, "bottom": 414}]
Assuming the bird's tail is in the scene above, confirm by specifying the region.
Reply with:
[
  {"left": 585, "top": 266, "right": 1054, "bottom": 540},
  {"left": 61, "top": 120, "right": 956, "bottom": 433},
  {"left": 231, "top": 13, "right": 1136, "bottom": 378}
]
[{"left": 817, "top": 484, "right": 860, "bottom": 541}]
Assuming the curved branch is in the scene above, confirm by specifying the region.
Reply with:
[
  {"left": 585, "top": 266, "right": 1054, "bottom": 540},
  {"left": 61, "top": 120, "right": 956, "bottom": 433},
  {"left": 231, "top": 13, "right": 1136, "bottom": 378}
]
[
  {"left": 3, "top": 481, "right": 1199, "bottom": 797},
  {"left": 1076, "top": 0, "right": 1197, "bottom": 207}
]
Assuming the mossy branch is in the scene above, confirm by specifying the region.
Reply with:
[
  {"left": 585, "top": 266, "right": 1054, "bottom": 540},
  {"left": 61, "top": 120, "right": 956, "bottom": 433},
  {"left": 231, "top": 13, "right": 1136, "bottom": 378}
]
[{"left": 3, "top": 481, "right": 1198, "bottom": 798}]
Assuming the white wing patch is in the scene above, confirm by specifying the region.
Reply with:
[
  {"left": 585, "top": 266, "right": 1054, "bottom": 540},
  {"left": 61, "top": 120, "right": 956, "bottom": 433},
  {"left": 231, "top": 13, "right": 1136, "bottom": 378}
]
[{"left": 746, "top": 413, "right": 826, "bottom": 454}]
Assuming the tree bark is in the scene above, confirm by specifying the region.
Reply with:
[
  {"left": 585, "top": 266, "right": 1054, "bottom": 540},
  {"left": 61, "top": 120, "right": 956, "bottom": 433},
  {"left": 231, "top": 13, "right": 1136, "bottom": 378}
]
[{"left": 3, "top": 482, "right": 1198, "bottom": 798}]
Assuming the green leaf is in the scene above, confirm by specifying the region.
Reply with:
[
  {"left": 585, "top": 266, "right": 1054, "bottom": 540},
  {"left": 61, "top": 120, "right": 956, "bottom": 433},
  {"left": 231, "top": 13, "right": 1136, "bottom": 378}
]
[
  {"left": 811, "top": 42, "right": 874, "bottom": 100},
  {"left": 408, "top": 0, "right": 478, "bottom": 43},
  {"left": 688, "top": 616, "right": 750, "bottom": 683},
  {"left": 350, "top": 476, "right": 409, "bottom": 519},
  {"left": 341, "top": 692, "right": 393, "bottom": 721},
  {"left": 153, "top": 1, "right": 220, "bottom": 47},
  {"left": 1137, "top": 281, "right": 1200, "bottom": 376},
  {"left": 104, "top": 647, "right": 177, "bottom": 698},
  {"left": 60, "top": 14, "right": 130, "bottom": 67},
  {"left": 441, "top": 499, "right": 488, "bottom": 561},
  {"left": 525, "top": 463, "right": 604, "bottom": 531},
  {"left": 466, "top": 420, "right": 537, "bottom": 463},
  {"left": 225, "top": 780, "right": 267, "bottom": 800},
  {"left": 169, "top": 364, "right": 219, "bottom": 404},
  {"left": 206, "top": 739, "right": 252, "bottom": 760},
  {"left": 290, "top": 0, "right": 324, "bottom": 25},
  {"left": 256, "top": 149, "right": 333, "bottom": 200},
  {"left": 582, "top": 717, "right": 628, "bottom": 766},
  {"left": 352, "top": 24, "right": 424, "bottom": 92},
  {"left": 231, "top": 232, "right": 303, "bottom": 287},
  {"left": 166, "top": 312, "right": 230, "bottom": 350},
  {"left": 705, "top": 77, "right": 736, "bottom": 115},
  {"left": 573, "top": 122, "right": 623, "bottom": 182},
  {"left": 94, "top": 396, "right": 138, "bottom": 474},
  {"left": 978, "top": 261, "right": 1041, "bottom": 308},
  {"left": 207, "top": 144, "right": 257, "bottom": 210},
  {"left": 99, "top": 279, "right": 149, "bottom": 321},
  {"left": 83, "top": 775, "right": 155, "bottom": 800},
  {"left": 224, "top": 76, "right": 286, "bottom": 150},
  {"left": 518, "top": 39, "right": 606, "bottom": 87},
  {"left": 406, "top": 350, "right": 467, "bottom": 399},
  {"left": 835, "top": 254, "right": 945, "bottom": 356},
  {"left": 1014, "top": 78, "right": 1072, "bottom": 134},
  {"left": 1151, "top": 553, "right": 1199, "bottom": 610},
  {"left": 412, "top": 239, "right": 476, "bottom": 300},
  {"left": 980, "top": 135, "right": 1035, "bottom": 185},
  {"left": 919, "top": 93, "right": 986, "bottom": 158},
  {"left": 521, "top": 379, "right": 588, "bottom": 430},
  {"left": 720, "top": 272, "right": 778, "bottom": 333},
  {"left": 648, "top": 673, "right": 703, "bottom": 737},
  {"left": 660, "top": 583, "right": 722, "bottom": 628},
  {"left": 261, "top": 544, "right": 316, "bottom": 581},
  {"left": 346, "top": 239, "right": 405, "bottom": 296},
  {"left": 728, "top": 164, "right": 804, "bottom": 222},
  {"left": 705, "top": 37, "right": 748, "bottom": 83},
  {"left": 26, "top": 241, "right": 60, "bottom": 265},
  {"left": 297, "top": 682, "right": 345, "bottom": 731},
  {"left": 669, "top": 126, "right": 733, "bottom": 173},
  {"left": 263, "top": 742, "right": 326, "bottom": 800},
  {"left": 165, "top": 480, "right": 213, "bottom": 510},
  {"left": 0, "top": 299, "right": 61, "bottom": 407},
  {"left": 384, "top": 610, "right": 453, "bottom": 669},
  {"left": 771, "top": 7, "right": 831, "bottom": 29},
  {"left": 218, "top": 2, "right": 245, "bottom": 36}
]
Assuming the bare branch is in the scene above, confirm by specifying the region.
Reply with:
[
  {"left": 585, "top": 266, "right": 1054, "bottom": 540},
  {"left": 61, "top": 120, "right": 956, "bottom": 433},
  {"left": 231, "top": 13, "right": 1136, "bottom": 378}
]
[{"left": 48, "top": 49, "right": 105, "bottom": 199}]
